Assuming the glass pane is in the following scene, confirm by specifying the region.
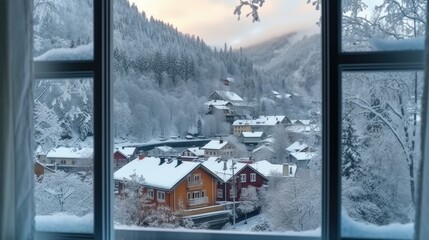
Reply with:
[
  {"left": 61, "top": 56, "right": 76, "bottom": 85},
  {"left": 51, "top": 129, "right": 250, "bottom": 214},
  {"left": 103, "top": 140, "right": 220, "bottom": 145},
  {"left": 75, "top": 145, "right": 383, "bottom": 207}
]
[
  {"left": 34, "top": 78, "right": 94, "bottom": 233},
  {"left": 33, "top": 0, "right": 93, "bottom": 60},
  {"left": 342, "top": 0, "right": 426, "bottom": 51},
  {"left": 113, "top": 0, "right": 321, "bottom": 237},
  {"left": 341, "top": 72, "right": 422, "bottom": 238}
]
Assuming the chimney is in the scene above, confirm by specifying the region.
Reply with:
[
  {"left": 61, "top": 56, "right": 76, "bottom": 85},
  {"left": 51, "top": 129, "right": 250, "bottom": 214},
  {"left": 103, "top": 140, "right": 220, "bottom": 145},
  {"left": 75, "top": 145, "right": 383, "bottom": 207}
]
[
  {"left": 138, "top": 150, "right": 145, "bottom": 160},
  {"left": 159, "top": 157, "right": 165, "bottom": 165},
  {"left": 175, "top": 159, "right": 182, "bottom": 167},
  {"left": 283, "top": 163, "right": 289, "bottom": 177},
  {"left": 220, "top": 139, "right": 224, "bottom": 144}
]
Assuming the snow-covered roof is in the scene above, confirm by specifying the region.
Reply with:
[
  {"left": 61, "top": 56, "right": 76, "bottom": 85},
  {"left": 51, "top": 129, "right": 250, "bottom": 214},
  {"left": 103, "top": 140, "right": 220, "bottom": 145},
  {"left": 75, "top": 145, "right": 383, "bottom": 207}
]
[
  {"left": 202, "top": 158, "right": 248, "bottom": 182},
  {"left": 291, "top": 119, "right": 311, "bottom": 125},
  {"left": 155, "top": 146, "right": 174, "bottom": 152},
  {"left": 114, "top": 157, "right": 200, "bottom": 190},
  {"left": 251, "top": 160, "right": 297, "bottom": 177},
  {"left": 201, "top": 140, "right": 229, "bottom": 150},
  {"left": 252, "top": 145, "right": 274, "bottom": 154},
  {"left": 233, "top": 116, "right": 288, "bottom": 127},
  {"left": 115, "top": 147, "right": 136, "bottom": 157},
  {"left": 286, "top": 141, "right": 308, "bottom": 152},
  {"left": 213, "top": 105, "right": 230, "bottom": 110},
  {"left": 46, "top": 147, "right": 93, "bottom": 159},
  {"left": 213, "top": 91, "right": 244, "bottom": 102},
  {"left": 290, "top": 152, "right": 318, "bottom": 161},
  {"left": 182, "top": 147, "right": 204, "bottom": 156},
  {"left": 241, "top": 132, "right": 264, "bottom": 138},
  {"left": 204, "top": 100, "right": 231, "bottom": 106}
]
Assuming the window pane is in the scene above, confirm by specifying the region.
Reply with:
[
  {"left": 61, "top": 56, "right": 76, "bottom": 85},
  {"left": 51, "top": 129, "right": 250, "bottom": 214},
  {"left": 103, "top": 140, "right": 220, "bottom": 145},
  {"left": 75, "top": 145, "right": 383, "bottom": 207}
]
[
  {"left": 33, "top": 0, "right": 93, "bottom": 60},
  {"left": 341, "top": 72, "right": 422, "bottom": 238},
  {"left": 34, "top": 78, "right": 94, "bottom": 233},
  {"left": 342, "top": 0, "right": 426, "bottom": 51},
  {"left": 113, "top": 0, "right": 321, "bottom": 237}
]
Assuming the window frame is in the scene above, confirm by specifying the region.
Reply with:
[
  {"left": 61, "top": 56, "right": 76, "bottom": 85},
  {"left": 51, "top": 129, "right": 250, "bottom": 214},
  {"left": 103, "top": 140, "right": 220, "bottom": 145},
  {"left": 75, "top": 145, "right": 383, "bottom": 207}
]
[
  {"left": 250, "top": 173, "right": 256, "bottom": 182},
  {"left": 33, "top": 0, "right": 425, "bottom": 239}
]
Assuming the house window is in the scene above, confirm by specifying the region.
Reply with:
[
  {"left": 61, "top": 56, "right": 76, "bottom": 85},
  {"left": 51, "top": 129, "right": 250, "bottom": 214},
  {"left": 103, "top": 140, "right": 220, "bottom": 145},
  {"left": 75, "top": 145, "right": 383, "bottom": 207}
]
[
  {"left": 250, "top": 173, "right": 256, "bottom": 182},
  {"left": 240, "top": 174, "right": 246, "bottom": 183},
  {"left": 217, "top": 189, "right": 223, "bottom": 198},
  {"left": 157, "top": 191, "right": 165, "bottom": 202},
  {"left": 147, "top": 189, "right": 154, "bottom": 199}
]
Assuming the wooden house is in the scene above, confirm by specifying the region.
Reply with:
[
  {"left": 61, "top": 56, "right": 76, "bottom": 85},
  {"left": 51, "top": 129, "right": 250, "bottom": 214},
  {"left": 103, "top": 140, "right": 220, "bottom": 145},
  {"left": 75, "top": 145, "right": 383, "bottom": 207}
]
[{"left": 114, "top": 157, "right": 222, "bottom": 211}]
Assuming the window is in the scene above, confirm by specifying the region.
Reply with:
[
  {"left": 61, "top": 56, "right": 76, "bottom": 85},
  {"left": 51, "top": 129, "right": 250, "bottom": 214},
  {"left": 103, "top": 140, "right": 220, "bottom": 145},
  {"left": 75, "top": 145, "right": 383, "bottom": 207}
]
[
  {"left": 217, "top": 189, "right": 223, "bottom": 198},
  {"left": 240, "top": 173, "right": 246, "bottom": 183},
  {"left": 32, "top": 0, "right": 426, "bottom": 239},
  {"left": 147, "top": 189, "right": 154, "bottom": 199},
  {"left": 250, "top": 173, "right": 256, "bottom": 182},
  {"left": 157, "top": 191, "right": 165, "bottom": 202}
]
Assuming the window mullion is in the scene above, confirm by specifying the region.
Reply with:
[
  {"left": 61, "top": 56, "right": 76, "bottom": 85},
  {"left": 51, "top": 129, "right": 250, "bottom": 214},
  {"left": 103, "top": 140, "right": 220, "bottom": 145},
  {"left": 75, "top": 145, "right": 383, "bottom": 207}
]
[
  {"left": 322, "top": 0, "right": 342, "bottom": 240},
  {"left": 93, "top": 0, "right": 113, "bottom": 239}
]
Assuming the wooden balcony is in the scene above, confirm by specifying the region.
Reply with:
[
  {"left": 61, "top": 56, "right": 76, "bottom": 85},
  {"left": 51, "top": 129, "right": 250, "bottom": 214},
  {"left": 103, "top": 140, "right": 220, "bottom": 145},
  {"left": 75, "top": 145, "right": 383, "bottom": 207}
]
[
  {"left": 188, "top": 196, "right": 208, "bottom": 206},
  {"left": 187, "top": 180, "right": 203, "bottom": 189}
]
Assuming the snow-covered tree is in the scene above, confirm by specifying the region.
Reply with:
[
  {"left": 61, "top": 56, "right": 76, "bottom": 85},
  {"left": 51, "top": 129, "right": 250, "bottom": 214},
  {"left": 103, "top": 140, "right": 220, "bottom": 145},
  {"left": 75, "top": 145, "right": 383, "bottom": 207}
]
[
  {"left": 342, "top": 109, "right": 363, "bottom": 180},
  {"left": 35, "top": 171, "right": 93, "bottom": 216},
  {"left": 238, "top": 186, "right": 260, "bottom": 224}
]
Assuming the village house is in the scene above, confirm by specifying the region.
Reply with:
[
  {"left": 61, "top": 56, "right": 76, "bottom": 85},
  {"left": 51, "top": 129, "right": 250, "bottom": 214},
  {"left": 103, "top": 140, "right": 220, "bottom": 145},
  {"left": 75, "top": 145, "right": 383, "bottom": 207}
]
[
  {"left": 202, "top": 158, "right": 268, "bottom": 202},
  {"left": 251, "top": 160, "right": 297, "bottom": 178},
  {"left": 208, "top": 90, "right": 244, "bottom": 105},
  {"left": 179, "top": 147, "right": 204, "bottom": 161},
  {"left": 240, "top": 131, "right": 265, "bottom": 144},
  {"left": 148, "top": 145, "right": 177, "bottom": 157},
  {"left": 286, "top": 141, "right": 309, "bottom": 153},
  {"left": 44, "top": 147, "right": 93, "bottom": 172},
  {"left": 201, "top": 139, "right": 235, "bottom": 158},
  {"left": 290, "top": 152, "right": 318, "bottom": 169},
  {"left": 113, "top": 147, "right": 137, "bottom": 169},
  {"left": 114, "top": 157, "right": 222, "bottom": 211},
  {"left": 232, "top": 115, "right": 292, "bottom": 136}
]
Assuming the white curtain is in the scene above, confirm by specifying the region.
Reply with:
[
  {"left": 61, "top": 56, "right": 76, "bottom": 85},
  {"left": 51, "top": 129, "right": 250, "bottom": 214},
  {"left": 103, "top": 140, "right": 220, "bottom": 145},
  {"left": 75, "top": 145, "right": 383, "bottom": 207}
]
[{"left": 0, "top": 0, "right": 34, "bottom": 239}]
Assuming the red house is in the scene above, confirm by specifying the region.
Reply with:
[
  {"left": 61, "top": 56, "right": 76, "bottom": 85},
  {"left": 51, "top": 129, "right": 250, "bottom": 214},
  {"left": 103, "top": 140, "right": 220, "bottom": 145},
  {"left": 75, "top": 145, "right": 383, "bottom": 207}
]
[
  {"left": 202, "top": 158, "right": 268, "bottom": 202},
  {"left": 113, "top": 147, "right": 137, "bottom": 169}
]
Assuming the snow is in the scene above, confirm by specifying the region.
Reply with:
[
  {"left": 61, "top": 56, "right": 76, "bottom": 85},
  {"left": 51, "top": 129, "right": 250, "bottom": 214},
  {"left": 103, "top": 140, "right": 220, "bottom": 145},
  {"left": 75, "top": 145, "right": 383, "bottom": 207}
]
[
  {"left": 251, "top": 160, "right": 297, "bottom": 177},
  {"left": 34, "top": 42, "right": 93, "bottom": 61},
  {"left": 201, "top": 140, "right": 229, "bottom": 150},
  {"left": 290, "top": 152, "right": 318, "bottom": 161},
  {"left": 290, "top": 119, "right": 311, "bottom": 125},
  {"left": 341, "top": 210, "right": 414, "bottom": 239},
  {"left": 241, "top": 132, "right": 264, "bottom": 138},
  {"left": 286, "top": 141, "right": 308, "bottom": 152},
  {"left": 202, "top": 158, "right": 248, "bottom": 182},
  {"left": 114, "top": 157, "right": 199, "bottom": 190},
  {"left": 46, "top": 147, "right": 93, "bottom": 159},
  {"left": 370, "top": 36, "right": 424, "bottom": 51},
  {"left": 35, "top": 213, "right": 93, "bottom": 233}
]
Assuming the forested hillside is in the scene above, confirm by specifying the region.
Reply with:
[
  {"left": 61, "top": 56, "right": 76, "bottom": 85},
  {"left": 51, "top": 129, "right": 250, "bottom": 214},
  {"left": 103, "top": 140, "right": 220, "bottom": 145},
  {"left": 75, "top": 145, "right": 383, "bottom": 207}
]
[{"left": 33, "top": 0, "right": 317, "bottom": 148}]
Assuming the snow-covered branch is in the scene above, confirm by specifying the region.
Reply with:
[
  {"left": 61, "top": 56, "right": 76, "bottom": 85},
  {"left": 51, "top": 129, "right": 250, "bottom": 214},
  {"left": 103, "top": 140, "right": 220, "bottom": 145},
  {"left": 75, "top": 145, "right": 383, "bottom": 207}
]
[{"left": 234, "top": 0, "right": 265, "bottom": 22}]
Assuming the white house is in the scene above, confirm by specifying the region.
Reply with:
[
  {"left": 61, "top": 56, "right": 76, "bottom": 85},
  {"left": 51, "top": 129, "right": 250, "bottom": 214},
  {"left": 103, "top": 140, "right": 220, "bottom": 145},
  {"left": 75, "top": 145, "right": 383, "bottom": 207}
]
[
  {"left": 201, "top": 140, "right": 235, "bottom": 158},
  {"left": 180, "top": 147, "right": 205, "bottom": 161},
  {"left": 45, "top": 147, "right": 93, "bottom": 172},
  {"left": 240, "top": 131, "right": 265, "bottom": 144}
]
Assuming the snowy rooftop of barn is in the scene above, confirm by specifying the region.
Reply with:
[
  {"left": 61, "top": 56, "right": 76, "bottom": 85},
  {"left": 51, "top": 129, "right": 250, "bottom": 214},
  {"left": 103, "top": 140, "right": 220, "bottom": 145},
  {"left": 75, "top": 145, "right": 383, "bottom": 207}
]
[
  {"left": 251, "top": 160, "right": 297, "bottom": 178},
  {"left": 241, "top": 132, "right": 264, "bottom": 138},
  {"left": 202, "top": 158, "right": 247, "bottom": 182},
  {"left": 287, "top": 141, "right": 308, "bottom": 152}
]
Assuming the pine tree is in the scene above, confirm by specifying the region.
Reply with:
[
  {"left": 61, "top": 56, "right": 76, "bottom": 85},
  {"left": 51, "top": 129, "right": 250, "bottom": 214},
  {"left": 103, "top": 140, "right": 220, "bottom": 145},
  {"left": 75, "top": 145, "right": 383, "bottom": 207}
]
[{"left": 342, "top": 111, "right": 363, "bottom": 180}]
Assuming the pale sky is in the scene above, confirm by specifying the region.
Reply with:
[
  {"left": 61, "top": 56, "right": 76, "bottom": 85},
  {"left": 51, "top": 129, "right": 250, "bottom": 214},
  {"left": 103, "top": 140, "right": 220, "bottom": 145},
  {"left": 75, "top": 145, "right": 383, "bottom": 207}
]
[{"left": 128, "top": 0, "right": 320, "bottom": 49}]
